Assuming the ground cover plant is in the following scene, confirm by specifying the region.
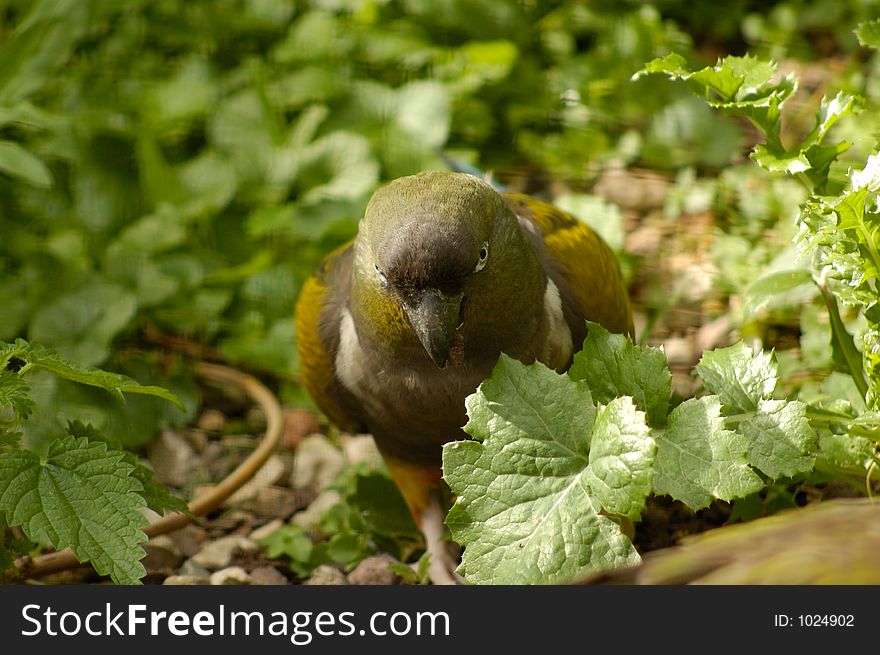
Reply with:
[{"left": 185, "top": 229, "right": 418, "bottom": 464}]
[{"left": 0, "top": 0, "right": 878, "bottom": 585}]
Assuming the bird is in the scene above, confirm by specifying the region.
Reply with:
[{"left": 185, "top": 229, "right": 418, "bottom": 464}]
[
  {"left": 581, "top": 499, "right": 880, "bottom": 584},
  {"left": 294, "top": 170, "right": 633, "bottom": 583}
]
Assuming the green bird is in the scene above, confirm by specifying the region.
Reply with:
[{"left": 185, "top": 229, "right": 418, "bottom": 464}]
[{"left": 295, "top": 171, "right": 632, "bottom": 583}]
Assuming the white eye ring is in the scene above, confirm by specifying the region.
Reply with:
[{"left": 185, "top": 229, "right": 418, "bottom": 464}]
[
  {"left": 474, "top": 241, "right": 489, "bottom": 272},
  {"left": 375, "top": 264, "right": 388, "bottom": 286}
]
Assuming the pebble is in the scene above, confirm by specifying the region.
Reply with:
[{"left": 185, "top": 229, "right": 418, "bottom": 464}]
[
  {"left": 303, "top": 565, "right": 347, "bottom": 586},
  {"left": 147, "top": 430, "right": 196, "bottom": 487},
  {"left": 224, "top": 455, "right": 288, "bottom": 506},
  {"left": 249, "top": 519, "right": 285, "bottom": 543},
  {"left": 291, "top": 435, "right": 345, "bottom": 498},
  {"left": 197, "top": 409, "right": 226, "bottom": 432},
  {"left": 340, "top": 434, "right": 383, "bottom": 468},
  {"left": 210, "top": 566, "right": 252, "bottom": 585},
  {"left": 163, "top": 575, "right": 210, "bottom": 585},
  {"left": 291, "top": 490, "right": 342, "bottom": 531},
  {"left": 178, "top": 558, "right": 212, "bottom": 578},
  {"left": 167, "top": 525, "right": 209, "bottom": 558},
  {"left": 239, "top": 486, "right": 298, "bottom": 519},
  {"left": 190, "top": 535, "right": 260, "bottom": 570},
  {"left": 281, "top": 408, "right": 320, "bottom": 451},
  {"left": 347, "top": 555, "right": 401, "bottom": 585},
  {"left": 250, "top": 566, "right": 289, "bottom": 586},
  {"left": 141, "top": 535, "right": 183, "bottom": 571}
]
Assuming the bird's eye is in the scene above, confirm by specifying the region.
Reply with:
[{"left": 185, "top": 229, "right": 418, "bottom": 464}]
[
  {"left": 474, "top": 242, "right": 489, "bottom": 273},
  {"left": 375, "top": 264, "right": 388, "bottom": 286}
]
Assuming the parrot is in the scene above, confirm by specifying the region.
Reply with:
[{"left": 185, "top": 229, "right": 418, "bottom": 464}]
[
  {"left": 294, "top": 170, "right": 632, "bottom": 583},
  {"left": 581, "top": 499, "right": 880, "bottom": 584}
]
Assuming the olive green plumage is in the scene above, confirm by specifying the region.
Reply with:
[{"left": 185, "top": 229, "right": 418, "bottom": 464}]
[{"left": 295, "top": 171, "right": 632, "bottom": 515}]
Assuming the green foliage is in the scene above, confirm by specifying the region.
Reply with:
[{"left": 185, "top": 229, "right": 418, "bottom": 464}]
[
  {"left": 442, "top": 332, "right": 832, "bottom": 584},
  {"left": 638, "top": 42, "right": 880, "bottom": 409},
  {"left": 0, "top": 435, "right": 149, "bottom": 585},
  {"left": 0, "top": 339, "right": 185, "bottom": 583},
  {"left": 258, "top": 464, "right": 422, "bottom": 579}
]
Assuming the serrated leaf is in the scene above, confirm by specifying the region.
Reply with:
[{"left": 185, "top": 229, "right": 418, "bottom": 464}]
[
  {"left": 856, "top": 19, "right": 880, "bottom": 48},
  {"left": 569, "top": 322, "right": 671, "bottom": 427},
  {"left": 751, "top": 145, "right": 811, "bottom": 174},
  {"left": 737, "top": 399, "right": 817, "bottom": 479},
  {"left": 64, "top": 420, "right": 188, "bottom": 515},
  {"left": 0, "top": 370, "right": 33, "bottom": 424},
  {"left": 0, "top": 436, "right": 148, "bottom": 584},
  {"left": 583, "top": 397, "right": 656, "bottom": 520},
  {"left": 653, "top": 397, "right": 763, "bottom": 510},
  {"left": 5, "top": 339, "right": 184, "bottom": 410},
  {"left": 696, "top": 342, "right": 777, "bottom": 413},
  {"left": 444, "top": 356, "right": 637, "bottom": 584}
]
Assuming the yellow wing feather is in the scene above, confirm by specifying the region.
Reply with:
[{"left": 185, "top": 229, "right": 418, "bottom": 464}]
[{"left": 503, "top": 193, "right": 633, "bottom": 337}]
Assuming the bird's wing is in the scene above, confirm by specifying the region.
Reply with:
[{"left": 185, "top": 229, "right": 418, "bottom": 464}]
[
  {"left": 295, "top": 242, "right": 367, "bottom": 433},
  {"left": 503, "top": 193, "right": 633, "bottom": 344}
]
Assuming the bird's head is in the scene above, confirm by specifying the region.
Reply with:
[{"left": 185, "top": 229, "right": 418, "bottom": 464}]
[{"left": 351, "top": 171, "right": 544, "bottom": 368}]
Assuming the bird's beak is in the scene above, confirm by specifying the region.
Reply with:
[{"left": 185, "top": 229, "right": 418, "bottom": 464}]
[{"left": 403, "top": 289, "right": 463, "bottom": 368}]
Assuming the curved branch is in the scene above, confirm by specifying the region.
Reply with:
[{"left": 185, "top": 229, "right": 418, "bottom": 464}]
[{"left": 12, "top": 362, "right": 284, "bottom": 582}]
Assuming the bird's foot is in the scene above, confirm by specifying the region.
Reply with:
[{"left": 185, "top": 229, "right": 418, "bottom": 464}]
[{"left": 421, "top": 498, "right": 465, "bottom": 585}]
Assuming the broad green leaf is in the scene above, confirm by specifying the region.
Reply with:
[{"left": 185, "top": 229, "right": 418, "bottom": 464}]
[
  {"left": 29, "top": 283, "right": 137, "bottom": 367},
  {"left": 396, "top": 80, "right": 451, "bottom": 150},
  {"left": 653, "top": 396, "right": 763, "bottom": 510},
  {"left": 65, "top": 420, "right": 188, "bottom": 515},
  {"left": 696, "top": 342, "right": 776, "bottom": 413},
  {"left": 817, "top": 432, "right": 877, "bottom": 475},
  {"left": 0, "top": 140, "right": 52, "bottom": 187},
  {"left": 856, "top": 19, "right": 880, "bottom": 49},
  {"left": 444, "top": 356, "right": 637, "bottom": 584},
  {"left": 0, "top": 436, "right": 148, "bottom": 584},
  {"left": 350, "top": 472, "right": 418, "bottom": 538},
  {"left": 737, "top": 399, "right": 817, "bottom": 479},
  {"left": 583, "top": 397, "right": 656, "bottom": 520},
  {"left": 569, "top": 322, "right": 671, "bottom": 426}
]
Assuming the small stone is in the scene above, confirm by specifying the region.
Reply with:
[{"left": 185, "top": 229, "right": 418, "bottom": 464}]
[
  {"left": 210, "top": 566, "right": 252, "bottom": 585},
  {"left": 249, "top": 519, "right": 285, "bottom": 543},
  {"left": 239, "top": 487, "right": 298, "bottom": 519},
  {"left": 250, "top": 566, "right": 289, "bottom": 586},
  {"left": 340, "top": 434, "right": 383, "bottom": 468},
  {"left": 147, "top": 430, "right": 196, "bottom": 487},
  {"left": 281, "top": 409, "right": 321, "bottom": 451},
  {"left": 163, "top": 575, "right": 210, "bottom": 586},
  {"left": 291, "top": 435, "right": 344, "bottom": 499},
  {"left": 191, "top": 535, "right": 260, "bottom": 570},
  {"left": 303, "top": 565, "right": 347, "bottom": 586},
  {"left": 291, "top": 490, "right": 342, "bottom": 531},
  {"left": 197, "top": 409, "right": 226, "bottom": 432},
  {"left": 347, "top": 555, "right": 401, "bottom": 585},
  {"left": 168, "top": 525, "right": 209, "bottom": 558},
  {"left": 178, "top": 559, "right": 211, "bottom": 578},
  {"left": 225, "top": 455, "right": 288, "bottom": 506},
  {"left": 182, "top": 428, "right": 208, "bottom": 453},
  {"left": 142, "top": 535, "right": 183, "bottom": 571}
]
